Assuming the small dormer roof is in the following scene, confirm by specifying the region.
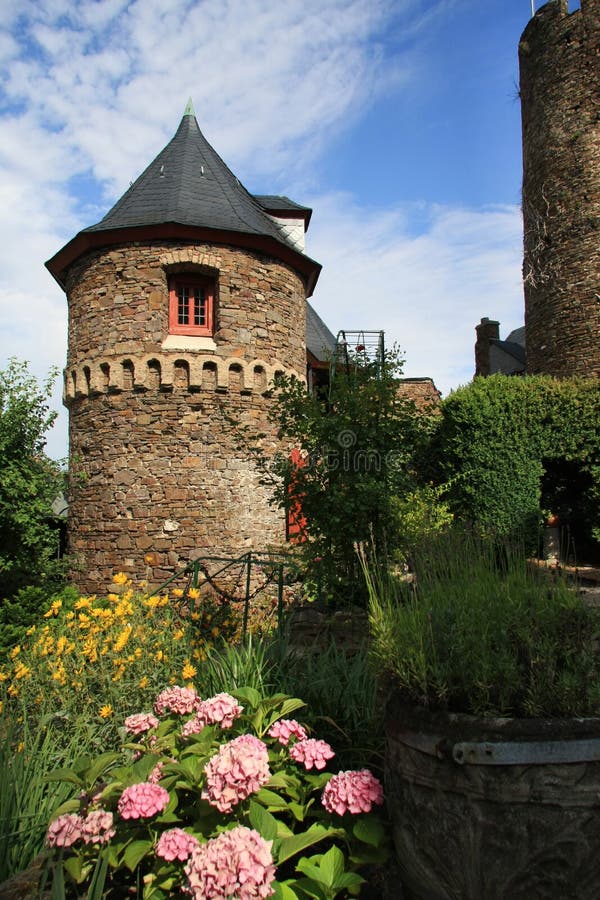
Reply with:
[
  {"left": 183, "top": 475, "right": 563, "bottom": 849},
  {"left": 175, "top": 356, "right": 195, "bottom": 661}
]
[{"left": 46, "top": 102, "right": 321, "bottom": 295}]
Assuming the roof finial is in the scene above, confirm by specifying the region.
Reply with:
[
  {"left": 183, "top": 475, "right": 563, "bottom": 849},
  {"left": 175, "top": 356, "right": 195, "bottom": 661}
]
[{"left": 184, "top": 97, "right": 196, "bottom": 117}]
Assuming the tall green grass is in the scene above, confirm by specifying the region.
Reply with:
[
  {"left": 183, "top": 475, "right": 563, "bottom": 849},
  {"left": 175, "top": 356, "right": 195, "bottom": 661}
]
[
  {"left": 0, "top": 711, "right": 90, "bottom": 883},
  {"left": 364, "top": 531, "right": 600, "bottom": 718}
]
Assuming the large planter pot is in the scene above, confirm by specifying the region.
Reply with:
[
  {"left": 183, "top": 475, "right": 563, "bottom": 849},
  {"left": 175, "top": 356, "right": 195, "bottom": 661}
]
[{"left": 385, "top": 697, "right": 600, "bottom": 900}]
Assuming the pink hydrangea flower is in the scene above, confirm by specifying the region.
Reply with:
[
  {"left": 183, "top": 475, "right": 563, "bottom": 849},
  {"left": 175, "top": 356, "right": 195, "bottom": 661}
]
[
  {"left": 182, "top": 693, "right": 243, "bottom": 737},
  {"left": 46, "top": 813, "right": 83, "bottom": 848},
  {"left": 156, "top": 828, "right": 200, "bottom": 862},
  {"left": 289, "top": 738, "right": 334, "bottom": 771},
  {"left": 197, "top": 692, "right": 243, "bottom": 729},
  {"left": 321, "top": 769, "right": 384, "bottom": 815},
  {"left": 181, "top": 715, "right": 205, "bottom": 737},
  {"left": 124, "top": 712, "right": 159, "bottom": 734},
  {"left": 267, "top": 719, "right": 308, "bottom": 746},
  {"left": 154, "top": 686, "right": 200, "bottom": 716},
  {"left": 81, "top": 809, "right": 115, "bottom": 845},
  {"left": 117, "top": 782, "right": 170, "bottom": 819},
  {"left": 149, "top": 761, "right": 165, "bottom": 783},
  {"left": 184, "top": 826, "right": 275, "bottom": 899},
  {"left": 202, "top": 734, "right": 270, "bottom": 813}
]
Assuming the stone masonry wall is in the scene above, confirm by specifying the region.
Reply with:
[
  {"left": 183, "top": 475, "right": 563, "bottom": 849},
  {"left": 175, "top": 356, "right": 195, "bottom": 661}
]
[
  {"left": 65, "top": 240, "right": 306, "bottom": 592},
  {"left": 519, "top": 0, "right": 600, "bottom": 377}
]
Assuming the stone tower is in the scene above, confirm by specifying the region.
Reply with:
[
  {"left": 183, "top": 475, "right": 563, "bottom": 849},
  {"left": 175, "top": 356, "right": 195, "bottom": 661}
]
[
  {"left": 519, "top": 0, "right": 600, "bottom": 377},
  {"left": 46, "top": 102, "right": 321, "bottom": 591}
]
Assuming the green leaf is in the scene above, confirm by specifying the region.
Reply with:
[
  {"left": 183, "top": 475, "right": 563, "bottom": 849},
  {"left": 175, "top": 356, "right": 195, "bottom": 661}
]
[
  {"left": 44, "top": 767, "right": 84, "bottom": 787},
  {"left": 352, "top": 815, "right": 386, "bottom": 847},
  {"left": 85, "top": 751, "right": 122, "bottom": 788},
  {"left": 275, "top": 823, "right": 341, "bottom": 865},
  {"left": 234, "top": 686, "right": 262, "bottom": 709},
  {"left": 47, "top": 798, "right": 81, "bottom": 819},
  {"left": 63, "top": 854, "right": 84, "bottom": 884},
  {"left": 123, "top": 839, "right": 154, "bottom": 872},
  {"left": 249, "top": 800, "right": 279, "bottom": 841},
  {"left": 271, "top": 881, "right": 303, "bottom": 900},
  {"left": 272, "top": 698, "right": 306, "bottom": 720},
  {"left": 256, "top": 788, "right": 289, "bottom": 809},
  {"left": 302, "top": 845, "right": 344, "bottom": 889}
]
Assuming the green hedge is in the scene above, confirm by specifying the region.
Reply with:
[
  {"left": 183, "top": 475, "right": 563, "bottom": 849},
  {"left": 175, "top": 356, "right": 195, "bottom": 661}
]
[{"left": 428, "top": 375, "right": 600, "bottom": 558}]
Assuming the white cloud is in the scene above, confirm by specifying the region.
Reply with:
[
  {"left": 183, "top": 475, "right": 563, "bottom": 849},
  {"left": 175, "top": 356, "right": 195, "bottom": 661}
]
[{"left": 307, "top": 195, "right": 524, "bottom": 395}]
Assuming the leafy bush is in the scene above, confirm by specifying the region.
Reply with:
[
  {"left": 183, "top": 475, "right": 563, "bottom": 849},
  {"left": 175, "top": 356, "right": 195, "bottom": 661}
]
[
  {"left": 44, "top": 687, "right": 388, "bottom": 898},
  {"left": 0, "top": 359, "right": 66, "bottom": 600},
  {"left": 0, "top": 584, "right": 80, "bottom": 662},
  {"left": 241, "top": 346, "right": 431, "bottom": 606},
  {"left": 427, "top": 375, "right": 600, "bottom": 557},
  {"left": 363, "top": 531, "right": 600, "bottom": 718}
]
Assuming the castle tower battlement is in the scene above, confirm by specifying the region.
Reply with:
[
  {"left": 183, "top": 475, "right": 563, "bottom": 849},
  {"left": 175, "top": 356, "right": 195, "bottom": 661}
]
[{"left": 519, "top": 0, "right": 600, "bottom": 376}]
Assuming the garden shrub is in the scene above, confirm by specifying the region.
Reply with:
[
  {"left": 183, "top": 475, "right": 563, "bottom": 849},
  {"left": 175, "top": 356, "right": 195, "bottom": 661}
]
[
  {"left": 0, "top": 574, "right": 243, "bottom": 748},
  {"left": 240, "top": 346, "right": 432, "bottom": 606},
  {"left": 427, "top": 375, "right": 600, "bottom": 557},
  {"left": 0, "top": 359, "right": 66, "bottom": 601},
  {"left": 43, "top": 686, "right": 388, "bottom": 898}
]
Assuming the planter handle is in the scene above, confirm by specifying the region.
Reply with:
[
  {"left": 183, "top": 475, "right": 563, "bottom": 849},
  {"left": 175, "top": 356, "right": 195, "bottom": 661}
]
[{"left": 452, "top": 737, "right": 600, "bottom": 765}]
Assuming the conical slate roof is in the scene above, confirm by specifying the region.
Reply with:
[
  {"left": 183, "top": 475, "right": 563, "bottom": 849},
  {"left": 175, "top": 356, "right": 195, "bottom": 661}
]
[
  {"left": 46, "top": 102, "right": 321, "bottom": 294},
  {"left": 87, "top": 104, "right": 292, "bottom": 242}
]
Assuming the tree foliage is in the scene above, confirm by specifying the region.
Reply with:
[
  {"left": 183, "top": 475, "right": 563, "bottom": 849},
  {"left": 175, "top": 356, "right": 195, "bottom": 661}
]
[
  {"left": 428, "top": 375, "right": 600, "bottom": 559},
  {"left": 0, "top": 359, "right": 65, "bottom": 602},
  {"left": 266, "top": 347, "right": 432, "bottom": 604}
]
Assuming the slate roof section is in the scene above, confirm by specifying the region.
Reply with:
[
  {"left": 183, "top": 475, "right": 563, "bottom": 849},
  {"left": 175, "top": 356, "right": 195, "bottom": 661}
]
[
  {"left": 307, "top": 302, "right": 336, "bottom": 362},
  {"left": 87, "top": 114, "right": 295, "bottom": 243},
  {"left": 490, "top": 339, "right": 526, "bottom": 366},
  {"left": 254, "top": 195, "right": 312, "bottom": 227}
]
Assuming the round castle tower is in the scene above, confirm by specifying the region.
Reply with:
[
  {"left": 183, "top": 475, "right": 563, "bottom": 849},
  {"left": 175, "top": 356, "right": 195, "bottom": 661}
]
[
  {"left": 519, "top": 0, "right": 600, "bottom": 377},
  {"left": 46, "top": 103, "right": 321, "bottom": 591}
]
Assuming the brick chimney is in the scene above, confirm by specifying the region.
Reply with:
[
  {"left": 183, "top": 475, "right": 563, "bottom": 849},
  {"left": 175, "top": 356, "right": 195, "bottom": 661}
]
[{"left": 475, "top": 317, "right": 500, "bottom": 377}]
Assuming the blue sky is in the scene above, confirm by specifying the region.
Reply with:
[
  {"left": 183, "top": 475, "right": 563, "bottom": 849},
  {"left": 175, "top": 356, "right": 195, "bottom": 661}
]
[{"left": 0, "top": 0, "right": 549, "bottom": 458}]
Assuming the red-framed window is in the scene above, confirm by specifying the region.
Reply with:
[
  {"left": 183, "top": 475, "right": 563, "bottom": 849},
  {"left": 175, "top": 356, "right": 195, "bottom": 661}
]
[{"left": 168, "top": 276, "right": 214, "bottom": 336}]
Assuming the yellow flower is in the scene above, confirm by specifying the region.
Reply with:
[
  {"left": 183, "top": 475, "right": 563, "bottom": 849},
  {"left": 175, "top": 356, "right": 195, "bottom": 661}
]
[
  {"left": 44, "top": 600, "right": 62, "bottom": 618},
  {"left": 13, "top": 662, "right": 31, "bottom": 680},
  {"left": 172, "top": 588, "right": 184, "bottom": 599},
  {"left": 182, "top": 662, "right": 197, "bottom": 680},
  {"left": 10, "top": 646, "right": 21, "bottom": 659},
  {"left": 211, "top": 626, "right": 220, "bottom": 638},
  {"left": 26, "top": 625, "right": 36, "bottom": 636},
  {"left": 107, "top": 593, "right": 120, "bottom": 603},
  {"left": 16, "top": 742, "right": 24, "bottom": 753},
  {"left": 114, "top": 626, "right": 132, "bottom": 653},
  {"left": 8, "top": 684, "right": 19, "bottom": 697},
  {"left": 75, "top": 598, "right": 92, "bottom": 610},
  {"left": 0, "top": 700, "right": 3, "bottom": 714},
  {"left": 0, "top": 671, "right": 8, "bottom": 682},
  {"left": 173, "top": 629, "right": 185, "bottom": 641},
  {"left": 99, "top": 705, "right": 113, "bottom": 719},
  {"left": 190, "top": 612, "right": 200, "bottom": 621},
  {"left": 145, "top": 596, "right": 160, "bottom": 609},
  {"left": 112, "top": 572, "right": 129, "bottom": 585},
  {"left": 188, "top": 588, "right": 200, "bottom": 601},
  {"left": 155, "top": 650, "right": 164, "bottom": 662},
  {"left": 139, "top": 676, "right": 149, "bottom": 689}
]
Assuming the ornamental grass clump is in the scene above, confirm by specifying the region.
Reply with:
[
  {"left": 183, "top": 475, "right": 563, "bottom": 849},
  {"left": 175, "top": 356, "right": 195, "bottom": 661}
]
[
  {"left": 44, "top": 686, "right": 387, "bottom": 899},
  {"left": 363, "top": 531, "right": 600, "bottom": 718}
]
